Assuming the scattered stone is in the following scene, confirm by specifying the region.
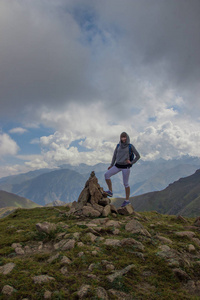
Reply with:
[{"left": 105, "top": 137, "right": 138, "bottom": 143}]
[
  {"left": 44, "top": 290, "right": 52, "bottom": 299},
  {"left": 78, "top": 252, "right": 84, "bottom": 257},
  {"left": 104, "top": 239, "right": 121, "bottom": 246},
  {"left": 194, "top": 217, "right": 200, "bottom": 227},
  {"left": 36, "top": 222, "right": 57, "bottom": 234},
  {"left": 0, "top": 263, "right": 16, "bottom": 275},
  {"left": 24, "top": 245, "right": 32, "bottom": 253},
  {"left": 47, "top": 253, "right": 60, "bottom": 263},
  {"left": 92, "top": 250, "right": 98, "bottom": 255},
  {"left": 113, "top": 229, "right": 120, "bottom": 235},
  {"left": 175, "top": 231, "right": 196, "bottom": 239},
  {"left": 54, "top": 239, "right": 75, "bottom": 251},
  {"left": 105, "top": 220, "right": 121, "bottom": 228},
  {"left": 172, "top": 268, "right": 189, "bottom": 281},
  {"left": 15, "top": 246, "right": 25, "bottom": 255},
  {"left": 156, "top": 235, "right": 173, "bottom": 244},
  {"left": 60, "top": 266, "right": 68, "bottom": 275},
  {"left": 157, "top": 245, "right": 183, "bottom": 267},
  {"left": 38, "top": 241, "right": 43, "bottom": 250},
  {"left": 77, "top": 242, "right": 84, "bottom": 247},
  {"left": 102, "top": 205, "right": 111, "bottom": 217},
  {"left": 77, "top": 284, "right": 91, "bottom": 298},
  {"left": 106, "top": 264, "right": 115, "bottom": 271},
  {"left": 95, "top": 287, "right": 108, "bottom": 299},
  {"left": 11, "top": 243, "right": 22, "bottom": 249},
  {"left": 73, "top": 232, "right": 80, "bottom": 239},
  {"left": 61, "top": 256, "right": 72, "bottom": 264},
  {"left": 177, "top": 215, "right": 188, "bottom": 223},
  {"left": 32, "top": 275, "right": 55, "bottom": 284},
  {"left": 88, "top": 263, "right": 96, "bottom": 271},
  {"left": 192, "top": 237, "right": 200, "bottom": 246},
  {"left": 92, "top": 203, "right": 104, "bottom": 213},
  {"left": 87, "top": 274, "right": 97, "bottom": 279},
  {"left": 120, "top": 238, "right": 144, "bottom": 251},
  {"left": 117, "top": 204, "right": 134, "bottom": 215},
  {"left": 2, "top": 285, "right": 15, "bottom": 296},
  {"left": 107, "top": 264, "right": 135, "bottom": 282},
  {"left": 125, "top": 219, "right": 151, "bottom": 237},
  {"left": 82, "top": 206, "right": 101, "bottom": 217},
  {"left": 98, "top": 198, "right": 111, "bottom": 206},
  {"left": 188, "top": 244, "right": 196, "bottom": 253},
  {"left": 110, "top": 204, "right": 118, "bottom": 214},
  {"left": 108, "top": 289, "right": 132, "bottom": 300},
  {"left": 86, "top": 232, "right": 97, "bottom": 242}
]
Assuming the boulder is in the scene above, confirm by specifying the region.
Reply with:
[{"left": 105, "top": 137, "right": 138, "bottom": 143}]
[
  {"left": 0, "top": 263, "right": 16, "bottom": 275},
  {"left": 104, "top": 239, "right": 121, "bottom": 246},
  {"left": 108, "top": 289, "right": 132, "bottom": 300},
  {"left": 156, "top": 235, "right": 173, "bottom": 244},
  {"left": 95, "top": 287, "right": 109, "bottom": 300},
  {"left": 102, "top": 205, "right": 111, "bottom": 217},
  {"left": 36, "top": 222, "right": 57, "bottom": 234},
  {"left": 2, "top": 285, "right": 15, "bottom": 296},
  {"left": 125, "top": 219, "right": 151, "bottom": 237},
  {"left": 77, "top": 284, "right": 91, "bottom": 298},
  {"left": 172, "top": 268, "right": 189, "bottom": 281},
  {"left": 175, "top": 231, "right": 196, "bottom": 239},
  {"left": 32, "top": 275, "right": 55, "bottom": 284},
  {"left": 82, "top": 206, "right": 101, "bottom": 217},
  {"left": 117, "top": 204, "right": 134, "bottom": 215}
]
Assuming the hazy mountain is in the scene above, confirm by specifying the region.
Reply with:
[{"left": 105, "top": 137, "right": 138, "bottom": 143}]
[
  {"left": 12, "top": 169, "right": 87, "bottom": 206},
  {"left": 0, "top": 190, "right": 40, "bottom": 209},
  {"left": 0, "top": 156, "right": 200, "bottom": 206},
  {"left": 0, "top": 168, "right": 53, "bottom": 192},
  {"left": 112, "top": 169, "right": 200, "bottom": 217}
]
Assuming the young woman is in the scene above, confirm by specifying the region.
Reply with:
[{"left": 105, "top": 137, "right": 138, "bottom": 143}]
[{"left": 104, "top": 132, "right": 140, "bottom": 207}]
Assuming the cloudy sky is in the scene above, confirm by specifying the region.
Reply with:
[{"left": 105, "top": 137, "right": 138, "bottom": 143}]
[{"left": 0, "top": 0, "right": 200, "bottom": 178}]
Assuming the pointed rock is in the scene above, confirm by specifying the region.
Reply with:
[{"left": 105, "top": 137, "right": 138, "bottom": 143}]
[
  {"left": 125, "top": 219, "right": 151, "bottom": 237},
  {"left": 107, "top": 264, "right": 135, "bottom": 282},
  {"left": 102, "top": 205, "right": 111, "bottom": 217},
  {"left": 117, "top": 204, "right": 134, "bottom": 215}
]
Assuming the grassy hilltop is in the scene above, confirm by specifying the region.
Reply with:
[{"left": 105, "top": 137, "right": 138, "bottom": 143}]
[{"left": 0, "top": 206, "right": 200, "bottom": 299}]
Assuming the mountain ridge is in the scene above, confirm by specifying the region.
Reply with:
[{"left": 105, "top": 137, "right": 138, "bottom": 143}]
[{"left": 112, "top": 169, "right": 200, "bottom": 217}]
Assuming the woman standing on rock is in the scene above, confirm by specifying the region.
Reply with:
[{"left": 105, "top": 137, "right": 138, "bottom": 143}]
[{"left": 104, "top": 132, "right": 140, "bottom": 207}]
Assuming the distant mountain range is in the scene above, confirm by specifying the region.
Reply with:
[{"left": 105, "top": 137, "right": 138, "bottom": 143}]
[
  {"left": 0, "top": 156, "right": 200, "bottom": 206},
  {"left": 112, "top": 169, "right": 200, "bottom": 217},
  {"left": 0, "top": 190, "right": 40, "bottom": 218}
]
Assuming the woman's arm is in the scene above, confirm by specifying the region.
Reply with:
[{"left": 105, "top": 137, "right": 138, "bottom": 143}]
[
  {"left": 131, "top": 145, "right": 140, "bottom": 165},
  {"left": 110, "top": 145, "right": 118, "bottom": 167}
]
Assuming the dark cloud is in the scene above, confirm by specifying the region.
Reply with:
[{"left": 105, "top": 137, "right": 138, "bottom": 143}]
[{"left": 0, "top": 0, "right": 200, "bottom": 120}]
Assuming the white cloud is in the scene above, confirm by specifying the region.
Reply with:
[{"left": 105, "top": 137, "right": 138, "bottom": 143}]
[
  {"left": 0, "top": 0, "right": 200, "bottom": 177},
  {"left": 9, "top": 127, "right": 28, "bottom": 134},
  {"left": 0, "top": 133, "right": 19, "bottom": 157}
]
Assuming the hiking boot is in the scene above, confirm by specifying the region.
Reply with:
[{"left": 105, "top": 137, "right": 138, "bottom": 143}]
[
  {"left": 121, "top": 200, "right": 130, "bottom": 207},
  {"left": 105, "top": 190, "right": 113, "bottom": 197}
]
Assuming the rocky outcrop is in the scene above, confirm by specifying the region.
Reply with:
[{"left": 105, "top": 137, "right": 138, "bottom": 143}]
[{"left": 66, "top": 171, "right": 134, "bottom": 217}]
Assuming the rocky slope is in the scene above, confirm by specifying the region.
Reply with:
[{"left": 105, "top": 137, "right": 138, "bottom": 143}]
[{"left": 0, "top": 174, "right": 200, "bottom": 299}]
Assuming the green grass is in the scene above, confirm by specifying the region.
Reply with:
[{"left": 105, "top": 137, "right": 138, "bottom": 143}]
[{"left": 0, "top": 207, "right": 200, "bottom": 299}]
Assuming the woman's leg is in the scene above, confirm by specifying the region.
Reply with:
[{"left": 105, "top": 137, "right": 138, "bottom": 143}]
[
  {"left": 122, "top": 169, "right": 131, "bottom": 200},
  {"left": 104, "top": 166, "right": 121, "bottom": 192}
]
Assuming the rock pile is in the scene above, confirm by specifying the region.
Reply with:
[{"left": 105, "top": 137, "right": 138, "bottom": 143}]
[{"left": 66, "top": 171, "right": 134, "bottom": 217}]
